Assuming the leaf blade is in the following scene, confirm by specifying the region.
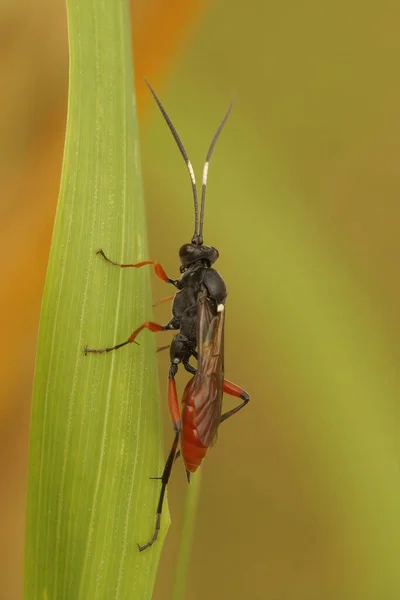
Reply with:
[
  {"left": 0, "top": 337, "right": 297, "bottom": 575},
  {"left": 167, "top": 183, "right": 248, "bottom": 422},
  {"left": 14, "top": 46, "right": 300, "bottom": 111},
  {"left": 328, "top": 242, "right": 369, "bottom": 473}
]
[{"left": 24, "top": 1, "right": 168, "bottom": 598}]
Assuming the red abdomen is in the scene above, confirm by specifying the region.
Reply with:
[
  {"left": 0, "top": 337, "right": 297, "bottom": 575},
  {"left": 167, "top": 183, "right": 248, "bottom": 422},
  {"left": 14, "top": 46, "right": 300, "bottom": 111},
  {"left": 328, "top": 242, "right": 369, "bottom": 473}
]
[{"left": 181, "top": 378, "right": 208, "bottom": 473}]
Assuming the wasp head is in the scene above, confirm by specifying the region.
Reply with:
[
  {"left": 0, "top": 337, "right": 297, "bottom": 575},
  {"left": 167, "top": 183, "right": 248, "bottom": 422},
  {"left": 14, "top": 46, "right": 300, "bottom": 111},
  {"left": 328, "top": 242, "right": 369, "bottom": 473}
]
[{"left": 179, "top": 243, "right": 219, "bottom": 270}]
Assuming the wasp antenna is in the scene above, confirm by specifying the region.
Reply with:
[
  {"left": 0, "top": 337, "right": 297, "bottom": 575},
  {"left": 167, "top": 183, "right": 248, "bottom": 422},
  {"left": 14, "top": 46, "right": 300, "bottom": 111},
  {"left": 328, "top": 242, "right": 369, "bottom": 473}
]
[
  {"left": 199, "top": 99, "right": 233, "bottom": 241},
  {"left": 145, "top": 79, "right": 199, "bottom": 242}
]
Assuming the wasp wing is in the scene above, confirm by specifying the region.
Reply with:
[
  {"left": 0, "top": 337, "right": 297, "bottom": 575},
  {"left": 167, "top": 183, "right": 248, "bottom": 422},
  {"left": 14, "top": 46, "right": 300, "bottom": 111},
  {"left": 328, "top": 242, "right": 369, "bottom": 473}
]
[{"left": 192, "top": 292, "right": 225, "bottom": 447}]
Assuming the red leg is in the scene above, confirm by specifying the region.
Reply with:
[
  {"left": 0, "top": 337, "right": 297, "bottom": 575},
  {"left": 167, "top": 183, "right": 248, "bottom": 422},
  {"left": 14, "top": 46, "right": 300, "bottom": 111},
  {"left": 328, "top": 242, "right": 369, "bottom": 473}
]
[
  {"left": 181, "top": 363, "right": 250, "bottom": 423},
  {"left": 84, "top": 321, "right": 165, "bottom": 355},
  {"left": 220, "top": 379, "right": 250, "bottom": 423},
  {"left": 168, "top": 368, "right": 189, "bottom": 484},
  {"left": 96, "top": 249, "right": 178, "bottom": 285},
  {"left": 168, "top": 375, "right": 181, "bottom": 432},
  {"left": 127, "top": 321, "right": 164, "bottom": 343},
  {"left": 153, "top": 295, "right": 175, "bottom": 307}
]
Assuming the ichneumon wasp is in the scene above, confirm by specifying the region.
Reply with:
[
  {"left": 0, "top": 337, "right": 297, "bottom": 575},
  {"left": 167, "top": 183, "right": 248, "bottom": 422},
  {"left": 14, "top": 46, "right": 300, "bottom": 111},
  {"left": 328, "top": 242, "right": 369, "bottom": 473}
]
[{"left": 85, "top": 81, "right": 250, "bottom": 551}]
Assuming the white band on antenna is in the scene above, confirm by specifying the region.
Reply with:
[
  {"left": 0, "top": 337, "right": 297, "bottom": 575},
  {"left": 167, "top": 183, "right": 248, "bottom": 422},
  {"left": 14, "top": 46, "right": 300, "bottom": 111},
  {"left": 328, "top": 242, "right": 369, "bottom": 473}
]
[{"left": 202, "top": 161, "right": 209, "bottom": 186}]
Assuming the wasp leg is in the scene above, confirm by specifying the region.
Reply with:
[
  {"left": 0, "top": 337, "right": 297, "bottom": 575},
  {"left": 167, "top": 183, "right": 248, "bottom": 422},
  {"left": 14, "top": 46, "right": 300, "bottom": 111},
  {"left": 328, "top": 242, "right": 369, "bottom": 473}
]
[
  {"left": 220, "top": 380, "right": 250, "bottom": 423},
  {"left": 156, "top": 344, "right": 170, "bottom": 354},
  {"left": 183, "top": 361, "right": 196, "bottom": 375},
  {"left": 167, "top": 363, "right": 181, "bottom": 431},
  {"left": 138, "top": 430, "right": 180, "bottom": 552},
  {"left": 182, "top": 363, "right": 250, "bottom": 422},
  {"left": 96, "top": 248, "right": 180, "bottom": 287},
  {"left": 182, "top": 350, "right": 198, "bottom": 373},
  {"left": 149, "top": 450, "right": 181, "bottom": 480},
  {"left": 138, "top": 363, "right": 181, "bottom": 552},
  {"left": 153, "top": 295, "right": 175, "bottom": 307},
  {"left": 84, "top": 319, "right": 178, "bottom": 355}
]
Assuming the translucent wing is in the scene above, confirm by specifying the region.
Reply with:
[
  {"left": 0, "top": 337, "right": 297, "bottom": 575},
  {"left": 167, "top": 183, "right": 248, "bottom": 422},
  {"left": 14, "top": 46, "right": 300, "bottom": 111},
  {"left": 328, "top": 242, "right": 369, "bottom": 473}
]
[{"left": 191, "top": 293, "right": 225, "bottom": 446}]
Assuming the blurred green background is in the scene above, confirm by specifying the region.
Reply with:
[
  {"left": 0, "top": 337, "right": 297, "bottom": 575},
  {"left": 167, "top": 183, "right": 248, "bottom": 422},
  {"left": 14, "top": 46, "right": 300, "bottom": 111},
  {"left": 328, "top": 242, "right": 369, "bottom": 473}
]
[{"left": 1, "top": 0, "right": 399, "bottom": 599}]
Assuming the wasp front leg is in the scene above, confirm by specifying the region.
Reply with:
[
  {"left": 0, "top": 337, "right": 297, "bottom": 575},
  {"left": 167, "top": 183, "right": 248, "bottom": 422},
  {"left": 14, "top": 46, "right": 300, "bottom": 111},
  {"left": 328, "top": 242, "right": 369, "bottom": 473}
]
[{"left": 96, "top": 248, "right": 181, "bottom": 288}]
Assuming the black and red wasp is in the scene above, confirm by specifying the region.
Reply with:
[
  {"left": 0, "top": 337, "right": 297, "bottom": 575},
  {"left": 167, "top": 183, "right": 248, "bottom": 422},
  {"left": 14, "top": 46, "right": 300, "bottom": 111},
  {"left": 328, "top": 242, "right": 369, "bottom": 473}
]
[{"left": 85, "top": 81, "right": 250, "bottom": 551}]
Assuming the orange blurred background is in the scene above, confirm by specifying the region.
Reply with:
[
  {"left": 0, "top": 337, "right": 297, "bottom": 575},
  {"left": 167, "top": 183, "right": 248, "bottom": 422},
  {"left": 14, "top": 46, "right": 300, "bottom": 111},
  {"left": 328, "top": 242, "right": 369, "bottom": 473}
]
[{"left": 2, "top": 1, "right": 400, "bottom": 599}]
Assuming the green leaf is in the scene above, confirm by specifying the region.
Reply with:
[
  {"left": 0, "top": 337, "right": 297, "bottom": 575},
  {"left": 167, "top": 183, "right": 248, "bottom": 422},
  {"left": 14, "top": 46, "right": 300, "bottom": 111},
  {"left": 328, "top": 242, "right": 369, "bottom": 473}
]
[
  {"left": 24, "top": 1, "right": 167, "bottom": 598},
  {"left": 172, "top": 469, "right": 202, "bottom": 600}
]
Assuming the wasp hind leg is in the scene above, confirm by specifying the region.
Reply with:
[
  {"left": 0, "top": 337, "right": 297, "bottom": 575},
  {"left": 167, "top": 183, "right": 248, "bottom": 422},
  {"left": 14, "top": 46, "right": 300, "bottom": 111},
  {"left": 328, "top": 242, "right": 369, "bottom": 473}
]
[
  {"left": 220, "top": 380, "right": 250, "bottom": 423},
  {"left": 138, "top": 362, "right": 182, "bottom": 551},
  {"left": 181, "top": 363, "right": 250, "bottom": 423},
  {"left": 138, "top": 431, "right": 180, "bottom": 552}
]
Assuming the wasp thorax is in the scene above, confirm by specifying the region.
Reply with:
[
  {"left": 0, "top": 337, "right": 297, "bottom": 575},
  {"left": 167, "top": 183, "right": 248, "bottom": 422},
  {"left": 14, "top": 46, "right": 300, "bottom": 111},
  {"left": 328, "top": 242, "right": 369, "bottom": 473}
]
[{"left": 179, "top": 243, "right": 219, "bottom": 268}]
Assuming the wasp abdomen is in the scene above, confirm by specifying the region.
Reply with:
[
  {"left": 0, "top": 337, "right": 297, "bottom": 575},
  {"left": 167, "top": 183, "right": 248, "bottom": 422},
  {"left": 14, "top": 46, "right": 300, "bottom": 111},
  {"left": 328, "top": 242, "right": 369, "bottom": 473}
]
[{"left": 181, "top": 396, "right": 208, "bottom": 473}]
